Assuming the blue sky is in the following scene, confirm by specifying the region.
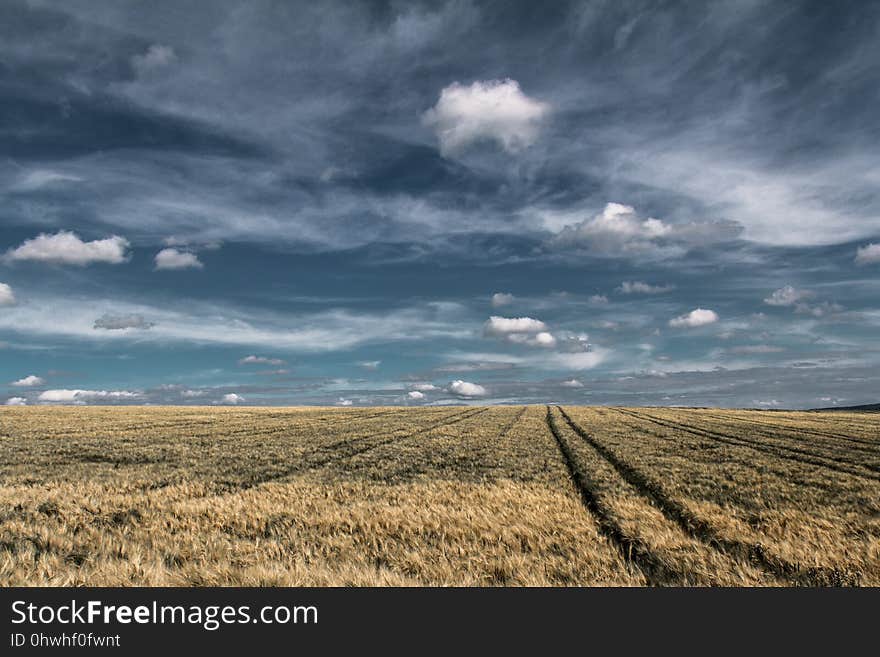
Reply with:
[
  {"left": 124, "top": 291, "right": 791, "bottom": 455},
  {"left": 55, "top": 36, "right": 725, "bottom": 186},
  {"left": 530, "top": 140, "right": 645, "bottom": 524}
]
[{"left": 2, "top": 0, "right": 879, "bottom": 408}]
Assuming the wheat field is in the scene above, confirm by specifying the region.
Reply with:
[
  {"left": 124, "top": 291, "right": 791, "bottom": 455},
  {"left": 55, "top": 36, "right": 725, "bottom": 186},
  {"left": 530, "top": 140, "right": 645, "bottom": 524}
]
[{"left": 1, "top": 405, "right": 878, "bottom": 586}]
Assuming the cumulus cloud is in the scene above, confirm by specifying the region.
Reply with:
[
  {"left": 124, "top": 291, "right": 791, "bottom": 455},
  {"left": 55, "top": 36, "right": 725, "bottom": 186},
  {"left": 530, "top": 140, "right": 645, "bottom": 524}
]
[
  {"left": 588, "top": 294, "right": 608, "bottom": 305},
  {"left": 669, "top": 308, "right": 719, "bottom": 328},
  {"left": 221, "top": 393, "right": 244, "bottom": 404},
  {"left": 93, "top": 313, "right": 155, "bottom": 330},
  {"left": 0, "top": 283, "right": 15, "bottom": 306},
  {"left": 548, "top": 203, "right": 741, "bottom": 257},
  {"left": 132, "top": 44, "right": 177, "bottom": 76},
  {"left": 336, "top": 398, "right": 353, "bottom": 406},
  {"left": 506, "top": 331, "right": 557, "bottom": 348},
  {"left": 855, "top": 243, "right": 880, "bottom": 265},
  {"left": 357, "top": 360, "right": 381, "bottom": 370},
  {"left": 617, "top": 281, "right": 674, "bottom": 294},
  {"left": 154, "top": 248, "right": 203, "bottom": 270},
  {"left": 239, "top": 355, "right": 286, "bottom": 366},
  {"left": 38, "top": 389, "right": 140, "bottom": 403},
  {"left": 4, "top": 231, "right": 130, "bottom": 266},
  {"left": 422, "top": 79, "right": 549, "bottom": 155},
  {"left": 407, "top": 390, "right": 425, "bottom": 400},
  {"left": 483, "top": 316, "right": 548, "bottom": 336},
  {"left": 447, "top": 380, "right": 487, "bottom": 397},
  {"left": 764, "top": 285, "right": 812, "bottom": 307},
  {"left": 560, "top": 379, "right": 584, "bottom": 388},
  {"left": 491, "top": 292, "right": 515, "bottom": 307},
  {"left": 5, "top": 397, "right": 27, "bottom": 406},
  {"left": 11, "top": 375, "right": 44, "bottom": 387},
  {"left": 411, "top": 383, "right": 439, "bottom": 391}
]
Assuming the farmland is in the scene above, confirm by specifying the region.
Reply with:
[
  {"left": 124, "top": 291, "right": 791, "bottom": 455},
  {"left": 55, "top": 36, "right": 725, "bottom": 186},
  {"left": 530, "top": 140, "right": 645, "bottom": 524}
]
[{"left": 1, "top": 405, "right": 878, "bottom": 586}]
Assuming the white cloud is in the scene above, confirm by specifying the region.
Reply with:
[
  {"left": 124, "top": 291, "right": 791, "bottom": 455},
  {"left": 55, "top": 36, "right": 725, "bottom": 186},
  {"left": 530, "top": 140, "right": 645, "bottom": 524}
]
[
  {"left": 764, "top": 285, "right": 812, "bottom": 307},
  {"left": 422, "top": 79, "right": 549, "bottom": 155},
  {"left": 483, "top": 316, "right": 548, "bottom": 336},
  {"left": 855, "top": 243, "right": 880, "bottom": 265},
  {"left": 506, "top": 331, "right": 557, "bottom": 348},
  {"left": 181, "top": 389, "right": 205, "bottom": 398},
  {"left": 11, "top": 375, "right": 44, "bottom": 387},
  {"left": 336, "top": 398, "right": 353, "bottom": 406},
  {"left": 0, "top": 283, "right": 15, "bottom": 306},
  {"left": 411, "top": 383, "right": 439, "bottom": 391},
  {"left": 560, "top": 379, "right": 584, "bottom": 388},
  {"left": 4, "top": 231, "right": 130, "bottom": 266},
  {"left": 239, "top": 355, "right": 286, "bottom": 366},
  {"left": 154, "top": 248, "right": 203, "bottom": 270},
  {"left": 38, "top": 389, "right": 140, "bottom": 403},
  {"left": 407, "top": 390, "right": 425, "bottom": 400},
  {"left": 728, "top": 345, "right": 784, "bottom": 354},
  {"left": 447, "top": 380, "right": 487, "bottom": 397},
  {"left": 5, "top": 397, "right": 27, "bottom": 406},
  {"left": 94, "top": 313, "right": 155, "bottom": 330},
  {"left": 357, "top": 360, "right": 381, "bottom": 370},
  {"left": 669, "top": 308, "right": 719, "bottom": 328},
  {"left": 491, "top": 292, "right": 515, "bottom": 307},
  {"left": 15, "top": 170, "right": 82, "bottom": 190},
  {"left": 221, "top": 393, "right": 244, "bottom": 404},
  {"left": 588, "top": 294, "right": 608, "bottom": 305},
  {"left": 132, "top": 44, "right": 177, "bottom": 76},
  {"left": 548, "top": 203, "right": 740, "bottom": 257},
  {"left": 617, "top": 281, "right": 674, "bottom": 294}
]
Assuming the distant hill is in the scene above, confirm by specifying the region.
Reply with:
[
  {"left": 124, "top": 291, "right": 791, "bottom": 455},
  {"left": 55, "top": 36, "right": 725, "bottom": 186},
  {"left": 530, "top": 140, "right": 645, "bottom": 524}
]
[{"left": 811, "top": 403, "right": 880, "bottom": 412}]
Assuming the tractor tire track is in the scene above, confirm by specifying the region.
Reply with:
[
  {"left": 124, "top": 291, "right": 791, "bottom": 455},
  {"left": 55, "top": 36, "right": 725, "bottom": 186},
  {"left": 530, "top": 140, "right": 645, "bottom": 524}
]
[
  {"left": 498, "top": 407, "right": 527, "bottom": 438},
  {"left": 557, "top": 407, "right": 858, "bottom": 586},
  {"left": 693, "top": 413, "right": 880, "bottom": 453},
  {"left": 544, "top": 406, "right": 683, "bottom": 586},
  {"left": 221, "top": 407, "right": 490, "bottom": 492},
  {"left": 616, "top": 408, "right": 880, "bottom": 483}
]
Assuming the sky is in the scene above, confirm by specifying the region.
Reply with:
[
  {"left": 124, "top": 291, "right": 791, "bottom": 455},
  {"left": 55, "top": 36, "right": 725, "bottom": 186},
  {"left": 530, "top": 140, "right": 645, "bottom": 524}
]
[{"left": 1, "top": 0, "right": 879, "bottom": 409}]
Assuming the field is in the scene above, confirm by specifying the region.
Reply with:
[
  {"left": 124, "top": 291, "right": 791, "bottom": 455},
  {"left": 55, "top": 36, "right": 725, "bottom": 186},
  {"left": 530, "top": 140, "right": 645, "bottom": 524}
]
[{"left": 1, "top": 405, "right": 878, "bottom": 586}]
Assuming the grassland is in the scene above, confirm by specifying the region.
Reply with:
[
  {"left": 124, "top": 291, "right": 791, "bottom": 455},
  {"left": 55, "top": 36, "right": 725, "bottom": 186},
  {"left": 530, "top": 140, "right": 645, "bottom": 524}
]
[{"left": 1, "top": 405, "right": 877, "bottom": 586}]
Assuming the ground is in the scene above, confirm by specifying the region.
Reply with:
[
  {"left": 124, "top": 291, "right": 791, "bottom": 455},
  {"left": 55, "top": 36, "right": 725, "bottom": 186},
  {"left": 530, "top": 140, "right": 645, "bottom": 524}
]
[{"left": 1, "top": 405, "right": 878, "bottom": 586}]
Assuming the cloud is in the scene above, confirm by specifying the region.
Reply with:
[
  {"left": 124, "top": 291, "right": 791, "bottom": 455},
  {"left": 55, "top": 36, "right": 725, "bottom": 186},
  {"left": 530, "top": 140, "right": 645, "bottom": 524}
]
[
  {"left": 407, "top": 390, "right": 425, "bottom": 400},
  {"left": 548, "top": 203, "right": 741, "bottom": 257},
  {"left": 335, "top": 398, "right": 353, "bottom": 406},
  {"left": 447, "top": 380, "right": 487, "bottom": 397},
  {"left": 14, "top": 170, "right": 82, "bottom": 190},
  {"left": 220, "top": 393, "right": 244, "bottom": 404},
  {"left": 855, "top": 243, "right": 880, "bottom": 265},
  {"left": 5, "top": 397, "right": 27, "bottom": 406},
  {"left": 411, "top": 383, "right": 440, "bottom": 392},
  {"left": 588, "top": 295, "right": 609, "bottom": 305},
  {"left": 239, "top": 355, "right": 286, "bottom": 366},
  {"left": 357, "top": 360, "right": 381, "bottom": 370},
  {"left": 506, "top": 331, "right": 557, "bottom": 348},
  {"left": 794, "top": 301, "right": 844, "bottom": 317},
  {"left": 483, "top": 316, "right": 548, "bottom": 337},
  {"left": 422, "top": 79, "right": 549, "bottom": 155},
  {"left": 154, "top": 248, "right": 204, "bottom": 270},
  {"left": 93, "top": 313, "right": 155, "bottom": 330},
  {"left": 4, "top": 231, "right": 130, "bottom": 266},
  {"left": 728, "top": 345, "right": 784, "bottom": 354},
  {"left": 11, "top": 375, "right": 44, "bottom": 387},
  {"left": 617, "top": 281, "right": 674, "bottom": 294},
  {"left": 560, "top": 379, "right": 584, "bottom": 388},
  {"left": 491, "top": 292, "right": 515, "bottom": 307},
  {"left": 132, "top": 44, "right": 177, "bottom": 76},
  {"left": 764, "top": 285, "right": 812, "bottom": 307},
  {"left": 0, "top": 283, "right": 15, "bottom": 306},
  {"left": 38, "top": 389, "right": 140, "bottom": 403},
  {"left": 669, "top": 308, "right": 719, "bottom": 328}
]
